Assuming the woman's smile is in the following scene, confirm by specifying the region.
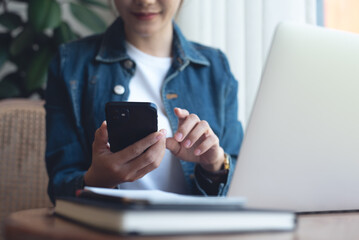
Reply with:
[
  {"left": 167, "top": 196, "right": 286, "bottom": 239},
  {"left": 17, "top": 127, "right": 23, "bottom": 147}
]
[
  {"left": 131, "top": 11, "right": 160, "bottom": 21},
  {"left": 115, "top": 0, "right": 181, "bottom": 39}
]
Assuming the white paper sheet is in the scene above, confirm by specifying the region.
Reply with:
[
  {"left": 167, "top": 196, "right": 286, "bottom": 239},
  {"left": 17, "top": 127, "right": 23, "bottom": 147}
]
[{"left": 84, "top": 186, "right": 246, "bottom": 206}]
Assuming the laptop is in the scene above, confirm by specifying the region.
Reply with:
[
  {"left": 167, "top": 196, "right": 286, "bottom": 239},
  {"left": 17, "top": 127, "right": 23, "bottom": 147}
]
[{"left": 228, "top": 22, "right": 359, "bottom": 213}]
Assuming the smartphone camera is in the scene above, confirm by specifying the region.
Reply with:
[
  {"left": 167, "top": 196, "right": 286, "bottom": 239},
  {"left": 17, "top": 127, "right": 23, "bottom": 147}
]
[{"left": 113, "top": 108, "right": 129, "bottom": 121}]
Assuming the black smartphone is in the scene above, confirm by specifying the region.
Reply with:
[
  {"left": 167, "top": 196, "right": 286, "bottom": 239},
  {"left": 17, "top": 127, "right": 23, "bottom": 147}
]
[{"left": 105, "top": 102, "right": 158, "bottom": 152}]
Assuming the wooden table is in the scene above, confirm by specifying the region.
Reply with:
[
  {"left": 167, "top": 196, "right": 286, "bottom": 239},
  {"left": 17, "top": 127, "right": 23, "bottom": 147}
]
[{"left": 3, "top": 208, "right": 359, "bottom": 240}]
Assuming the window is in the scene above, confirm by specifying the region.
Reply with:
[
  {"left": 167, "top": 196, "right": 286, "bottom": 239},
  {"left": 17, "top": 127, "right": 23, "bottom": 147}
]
[
  {"left": 317, "top": 0, "right": 359, "bottom": 33},
  {"left": 177, "top": 0, "right": 317, "bottom": 127}
]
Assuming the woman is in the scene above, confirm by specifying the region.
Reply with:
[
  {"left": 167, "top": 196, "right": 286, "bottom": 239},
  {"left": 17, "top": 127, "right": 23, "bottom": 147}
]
[{"left": 45, "top": 0, "right": 243, "bottom": 203}]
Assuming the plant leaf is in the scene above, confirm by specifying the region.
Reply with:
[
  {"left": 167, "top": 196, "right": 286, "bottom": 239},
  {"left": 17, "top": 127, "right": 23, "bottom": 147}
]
[
  {"left": 70, "top": 2, "right": 107, "bottom": 33},
  {"left": 9, "top": 26, "right": 35, "bottom": 56},
  {"left": 0, "top": 12, "right": 23, "bottom": 30},
  {"left": 0, "top": 34, "right": 11, "bottom": 69},
  {"left": 28, "top": 0, "right": 61, "bottom": 32},
  {"left": 26, "top": 46, "right": 54, "bottom": 92},
  {"left": 0, "top": 74, "right": 21, "bottom": 99},
  {"left": 53, "top": 21, "right": 77, "bottom": 45},
  {"left": 10, "top": 47, "right": 35, "bottom": 71},
  {"left": 0, "top": 45, "right": 9, "bottom": 69},
  {"left": 79, "top": 0, "right": 110, "bottom": 9}
]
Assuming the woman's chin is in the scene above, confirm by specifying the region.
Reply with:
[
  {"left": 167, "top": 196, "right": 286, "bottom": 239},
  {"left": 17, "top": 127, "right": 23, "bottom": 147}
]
[{"left": 133, "top": 27, "right": 159, "bottom": 38}]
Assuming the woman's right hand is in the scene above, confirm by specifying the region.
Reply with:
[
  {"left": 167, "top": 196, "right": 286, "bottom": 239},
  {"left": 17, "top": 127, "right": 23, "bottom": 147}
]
[{"left": 84, "top": 121, "right": 167, "bottom": 188}]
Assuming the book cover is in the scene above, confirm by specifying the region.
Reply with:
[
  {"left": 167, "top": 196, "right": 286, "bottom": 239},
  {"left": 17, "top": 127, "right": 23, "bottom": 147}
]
[{"left": 54, "top": 188, "right": 297, "bottom": 235}]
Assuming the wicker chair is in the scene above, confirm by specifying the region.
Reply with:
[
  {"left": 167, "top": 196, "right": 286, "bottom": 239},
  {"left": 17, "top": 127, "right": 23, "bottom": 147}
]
[{"left": 0, "top": 99, "right": 53, "bottom": 240}]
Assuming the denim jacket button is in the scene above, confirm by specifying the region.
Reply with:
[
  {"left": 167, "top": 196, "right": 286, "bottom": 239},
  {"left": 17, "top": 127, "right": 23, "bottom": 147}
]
[
  {"left": 123, "top": 60, "right": 134, "bottom": 69},
  {"left": 114, "top": 85, "right": 125, "bottom": 95}
]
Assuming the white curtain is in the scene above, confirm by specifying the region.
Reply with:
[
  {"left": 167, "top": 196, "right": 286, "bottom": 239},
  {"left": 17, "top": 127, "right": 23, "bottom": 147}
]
[{"left": 176, "top": 0, "right": 317, "bottom": 128}]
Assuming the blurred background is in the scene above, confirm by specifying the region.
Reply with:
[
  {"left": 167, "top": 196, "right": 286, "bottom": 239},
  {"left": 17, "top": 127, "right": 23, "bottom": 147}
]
[
  {"left": 0, "top": 0, "right": 358, "bottom": 126},
  {"left": 1, "top": 0, "right": 359, "bottom": 239},
  {"left": 0, "top": 0, "right": 115, "bottom": 100}
]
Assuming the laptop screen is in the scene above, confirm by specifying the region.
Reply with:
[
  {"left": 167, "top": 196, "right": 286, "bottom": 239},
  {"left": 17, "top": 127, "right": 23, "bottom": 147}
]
[{"left": 228, "top": 23, "right": 359, "bottom": 213}]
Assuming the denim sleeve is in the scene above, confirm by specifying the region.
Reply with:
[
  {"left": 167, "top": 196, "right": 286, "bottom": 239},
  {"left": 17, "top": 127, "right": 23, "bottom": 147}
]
[
  {"left": 193, "top": 51, "right": 244, "bottom": 197},
  {"left": 45, "top": 50, "right": 89, "bottom": 204}
]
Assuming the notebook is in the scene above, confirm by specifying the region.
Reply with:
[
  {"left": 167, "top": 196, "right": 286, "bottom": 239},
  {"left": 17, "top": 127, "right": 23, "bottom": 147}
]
[
  {"left": 54, "top": 187, "right": 296, "bottom": 235},
  {"left": 228, "top": 22, "right": 359, "bottom": 213}
]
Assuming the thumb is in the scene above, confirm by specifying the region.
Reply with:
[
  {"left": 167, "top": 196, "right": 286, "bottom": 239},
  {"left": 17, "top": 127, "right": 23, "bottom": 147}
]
[
  {"left": 93, "top": 121, "right": 109, "bottom": 153},
  {"left": 166, "top": 137, "right": 181, "bottom": 156}
]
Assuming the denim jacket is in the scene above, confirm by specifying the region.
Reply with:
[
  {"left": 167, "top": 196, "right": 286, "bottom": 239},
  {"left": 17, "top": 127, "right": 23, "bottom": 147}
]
[{"left": 45, "top": 18, "right": 243, "bottom": 203}]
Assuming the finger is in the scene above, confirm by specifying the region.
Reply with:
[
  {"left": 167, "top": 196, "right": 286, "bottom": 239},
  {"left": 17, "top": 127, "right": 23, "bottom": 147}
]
[
  {"left": 174, "top": 107, "right": 190, "bottom": 118},
  {"left": 182, "top": 120, "right": 210, "bottom": 149},
  {"left": 127, "top": 130, "right": 166, "bottom": 176},
  {"left": 166, "top": 137, "right": 181, "bottom": 156},
  {"left": 175, "top": 113, "right": 200, "bottom": 142},
  {"left": 115, "top": 129, "right": 166, "bottom": 160},
  {"left": 174, "top": 107, "right": 189, "bottom": 123},
  {"left": 194, "top": 134, "right": 219, "bottom": 156},
  {"left": 138, "top": 137, "right": 165, "bottom": 171},
  {"left": 173, "top": 108, "right": 189, "bottom": 141},
  {"left": 92, "top": 121, "right": 109, "bottom": 153}
]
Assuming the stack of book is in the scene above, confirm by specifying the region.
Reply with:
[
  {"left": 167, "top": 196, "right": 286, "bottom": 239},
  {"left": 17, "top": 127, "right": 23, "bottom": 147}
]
[{"left": 55, "top": 187, "right": 296, "bottom": 235}]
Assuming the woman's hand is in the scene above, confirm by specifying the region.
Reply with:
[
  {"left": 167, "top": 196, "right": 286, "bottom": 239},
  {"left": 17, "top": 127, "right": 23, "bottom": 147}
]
[
  {"left": 166, "top": 108, "right": 225, "bottom": 172},
  {"left": 84, "top": 121, "right": 167, "bottom": 188}
]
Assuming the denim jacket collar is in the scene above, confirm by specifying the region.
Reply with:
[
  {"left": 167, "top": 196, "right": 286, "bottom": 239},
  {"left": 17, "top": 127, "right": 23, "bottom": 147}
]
[
  {"left": 95, "top": 17, "right": 210, "bottom": 66},
  {"left": 95, "top": 18, "right": 128, "bottom": 63}
]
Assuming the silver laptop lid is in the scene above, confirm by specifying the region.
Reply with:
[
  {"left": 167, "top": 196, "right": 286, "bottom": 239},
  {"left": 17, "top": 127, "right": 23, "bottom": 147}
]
[{"left": 228, "top": 22, "right": 359, "bottom": 212}]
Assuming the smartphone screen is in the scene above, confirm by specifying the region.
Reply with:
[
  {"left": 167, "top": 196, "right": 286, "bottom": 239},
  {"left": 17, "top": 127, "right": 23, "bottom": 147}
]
[{"left": 105, "top": 102, "right": 158, "bottom": 152}]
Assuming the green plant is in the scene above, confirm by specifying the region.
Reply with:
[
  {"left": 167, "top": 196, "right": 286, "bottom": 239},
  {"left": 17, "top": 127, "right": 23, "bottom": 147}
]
[{"left": 0, "top": 0, "right": 111, "bottom": 99}]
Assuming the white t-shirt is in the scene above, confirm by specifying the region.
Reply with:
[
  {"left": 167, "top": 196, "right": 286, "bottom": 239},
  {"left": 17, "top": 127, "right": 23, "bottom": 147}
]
[{"left": 117, "top": 42, "right": 188, "bottom": 194}]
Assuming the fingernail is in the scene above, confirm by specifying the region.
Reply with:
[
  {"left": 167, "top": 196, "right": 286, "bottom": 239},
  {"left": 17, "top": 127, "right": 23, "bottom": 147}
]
[
  {"left": 184, "top": 140, "right": 191, "bottom": 148},
  {"left": 156, "top": 133, "right": 163, "bottom": 141},
  {"left": 175, "top": 132, "right": 183, "bottom": 141},
  {"left": 194, "top": 149, "right": 201, "bottom": 156},
  {"left": 101, "top": 121, "right": 107, "bottom": 128},
  {"left": 175, "top": 107, "right": 182, "bottom": 113},
  {"left": 160, "top": 129, "right": 167, "bottom": 136}
]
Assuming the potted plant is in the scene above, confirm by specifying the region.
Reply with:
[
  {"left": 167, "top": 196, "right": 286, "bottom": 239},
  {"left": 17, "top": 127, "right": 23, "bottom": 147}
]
[{"left": 0, "top": 0, "right": 111, "bottom": 99}]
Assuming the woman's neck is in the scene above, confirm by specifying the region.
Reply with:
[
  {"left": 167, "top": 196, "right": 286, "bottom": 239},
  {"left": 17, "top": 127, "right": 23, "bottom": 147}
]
[{"left": 125, "top": 25, "right": 173, "bottom": 58}]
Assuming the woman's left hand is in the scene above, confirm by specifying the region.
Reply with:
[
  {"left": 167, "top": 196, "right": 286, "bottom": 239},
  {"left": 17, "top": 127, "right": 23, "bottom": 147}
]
[{"left": 166, "top": 108, "right": 225, "bottom": 172}]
